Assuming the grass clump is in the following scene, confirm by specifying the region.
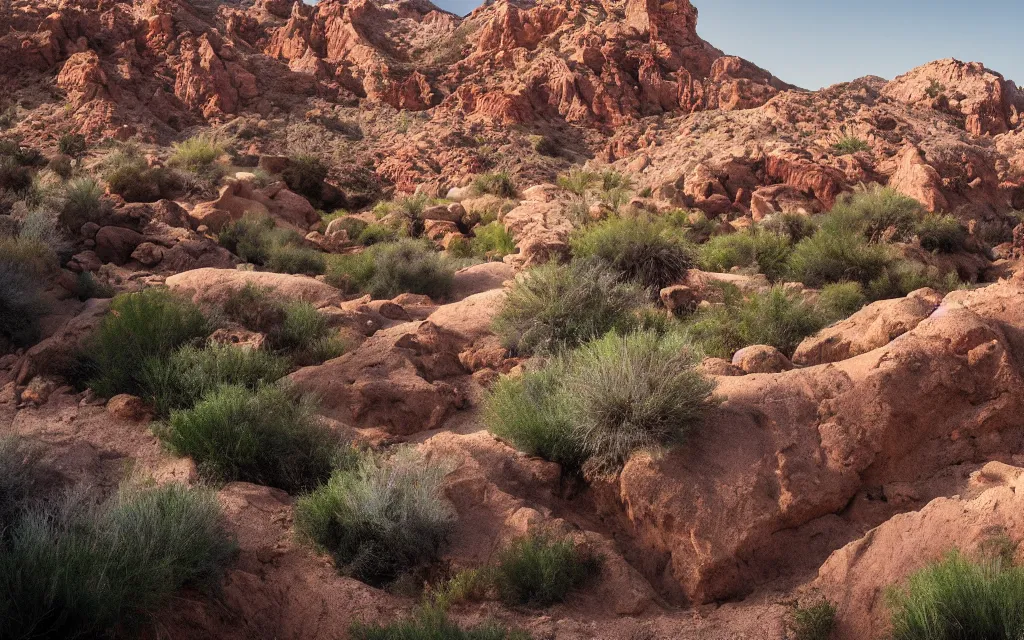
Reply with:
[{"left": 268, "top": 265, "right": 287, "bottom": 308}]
[
  {"left": 58, "top": 133, "right": 87, "bottom": 159},
  {"left": 0, "top": 483, "right": 234, "bottom": 639},
  {"left": 102, "top": 147, "right": 176, "bottom": 203},
  {"left": 816, "top": 281, "right": 868, "bottom": 322},
  {"left": 570, "top": 216, "right": 694, "bottom": 291},
  {"left": 492, "top": 261, "right": 646, "bottom": 356},
  {"left": 821, "top": 185, "right": 923, "bottom": 244},
  {"left": 143, "top": 343, "right": 290, "bottom": 416},
  {"left": 160, "top": 384, "right": 344, "bottom": 493},
  {"left": 888, "top": 550, "right": 1024, "bottom": 640},
  {"left": 58, "top": 176, "right": 106, "bottom": 230},
  {"left": 265, "top": 241, "right": 327, "bottom": 275},
  {"left": 685, "top": 287, "right": 828, "bottom": 358},
  {"left": 787, "top": 229, "right": 894, "bottom": 288},
  {"left": 469, "top": 221, "right": 516, "bottom": 259},
  {"left": 358, "top": 222, "right": 400, "bottom": 246},
  {"left": 916, "top": 213, "right": 966, "bottom": 253},
  {"left": 218, "top": 214, "right": 325, "bottom": 275},
  {"left": 494, "top": 534, "right": 600, "bottom": 607},
  {"left": 698, "top": 230, "right": 792, "bottom": 281},
  {"left": 351, "top": 607, "right": 529, "bottom": 640},
  {"left": 295, "top": 448, "right": 455, "bottom": 586},
  {"left": 789, "top": 600, "right": 836, "bottom": 640},
  {"left": 283, "top": 154, "right": 329, "bottom": 202},
  {"left": 832, "top": 136, "right": 871, "bottom": 155},
  {"left": 168, "top": 134, "right": 224, "bottom": 172},
  {"left": 0, "top": 436, "right": 46, "bottom": 527},
  {"left": 326, "top": 239, "right": 455, "bottom": 299},
  {"left": 471, "top": 171, "right": 517, "bottom": 198}
]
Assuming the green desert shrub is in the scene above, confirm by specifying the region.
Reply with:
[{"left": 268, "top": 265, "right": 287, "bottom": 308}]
[
  {"left": 685, "top": 287, "right": 828, "bottom": 358},
  {"left": 222, "top": 282, "right": 287, "bottom": 333},
  {"left": 821, "top": 185, "right": 923, "bottom": 243},
  {"left": 294, "top": 448, "right": 455, "bottom": 587},
  {"left": 0, "top": 155, "right": 32, "bottom": 192},
  {"left": 832, "top": 136, "right": 871, "bottom": 155},
  {"left": 327, "top": 239, "right": 455, "bottom": 299},
  {"left": 563, "top": 331, "right": 714, "bottom": 473},
  {"left": 759, "top": 212, "right": 818, "bottom": 242},
  {"left": 888, "top": 550, "right": 1024, "bottom": 640},
  {"left": 160, "top": 384, "right": 344, "bottom": 492},
  {"left": 491, "top": 261, "right": 646, "bottom": 356},
  {"left": 916, "top": 213, "right": 966, "bottom": 253},
  {"left": 0, "top": 251, "right": 48, "bottom": 349},
  {"left": 73, "top": 271, "right": 115, "bottom": 301},
  {"left": 268, "top": 300, "right": 346, "bottom": 365},
  {"left": 49, "top": 154, "right": 74, "bottom": 179},
  {"left": 787, "top": 229, "right": 894, "bottom": 288},
  {"left": 698, "top": 230, "right": 792, "bottom": 281},
  {"left": 470, "top": 221, "right": 516, "bottom": 259},
  {"left": 58, "top": 133, "right": 87, "bottom": 159},
  {"left": 265, "top": 241, "right": 326, "bottom": 275},
  {"left": 484, "top": 363, "right": 581, "bottom": 469},
  {"left": 570, "top": 216, "right": 694, "bottom": 291},
  {"left": 471, "top": 171, "right": 517, "bottom": 198},
  {"left": 358, "top": 222, "right": 400, "bottom": 246},
  {"left": 0, "top": 483, "right": 234, "bottom": 639},
  {"left": 59, "top": 176, "right": 106, "bottom": 230},
  {"left": 351, "top": 607, "right": 530, "bottom": 640},
  {"left": 327, "top": 215, "right": 369, "bottom": 241},
  {"left": 493, "top": 534, "right": 600, "bottom": 607},
  {"left": 218, "top": 214, "right": 276, "bottom": 264},
  {"left": 102, "top": 147, "right": 177, "bottom": 203},
  {"left": 816, "top": 281, "right": 868, "bottom": 322},
  {"left": 0, "top": 436, "right": 47, "bottom": 528},
  {"left": 143, "top": 343, "right": 290, "bottom": 416},
  {"left": 218, "top": 214, "right": 325, "bottom": 274},
  {"left": 168, "top": 134, "right": 224, "bottom": 172},
  {"left": 789, "top": 600, "right": 836, "bottom": 640},
  {"left": 283, "top": 154, "right": 328, "bottom": 201},
  {"left": 866, "top": 260, "right": 962, "bottom": 301},
  {"left": 556, "top": 169, "right": 598, "bottom": 197},
  {"left": 82, "top": 288, "right": 211, "bottom": 398}
]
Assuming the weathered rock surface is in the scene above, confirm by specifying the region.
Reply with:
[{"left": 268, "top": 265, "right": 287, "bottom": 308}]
[{"left": 165, "top": 268, "right": 343, "bottom": 307}]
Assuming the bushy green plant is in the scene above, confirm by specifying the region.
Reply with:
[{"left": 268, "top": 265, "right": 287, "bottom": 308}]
[
  {"left": 143, "top": 343, "right": 290, "bottom": 416},
  {"left": 168, "top": 134, "right": 224, "bottom": 171},
  {"left": 820, "top": 185, "right": 923, "bottom": 243},
  {"left": 265, "top": 241, "right": 326, "bottom": 275},
  {"left": 685, "top": 287, "right": 828, "bottom": 358},
  {"left": 787, "top": 229, "right": 894, "bottom": 288},
  {"left": 484, "top": 363, "right": 581, "bottom": 469},
  {"left": 222, "top": 282, "right": 287, "bottom": 333},
  {"left": 269, "top": 300, "right": 346, "bottom": 365},
  {"left": 491, "top": 261, "right": 646, "bottom": 356},
  {"left": 0, "top": 436, "right": 46, "bottom": 528},
  {"left": 74, "top": 271, "right": 115, "bottom": 301},
  {"left": 351, "top": 607, "right": 530, "bottom": 640},
  {"left": 563, "top": 331, "right": 714, "bottom": 473},
  {"left": 816, "top": 281, "right": 867, "bottom": 322},
  {"left": 218, "top": 214, "right": 325, "bottom": 274},
  {"left": 49, "top": 154, "right": 74, "bottom": 179},
  {"left": 326, "top": 239, "right": 455, "bottom": 299},
  {"left": 493, "top": 534, "right": 600, "bottom": 607},
  {"left": 0, "top": 155, "right": 32, "bottom": 192},
  {"left": 0, "top": 483, "right": 234, "bottom": 639},
  {"left": 103, "top": 147, "right": 176, "bottom": 203},
  {"left": 698, "top": 230, "right": 792, "bottom": 281},
  {"left": 470, "top": 221, "right": 516, "bottom": 259},
  {"left": 58, "top": 133, "right": 87, "bottom": 159},
  {"left": 556, "top": 169, "right": 598, "bottom": 197},
  {"left": 59, "top": 176, "right": 106, "bottom": 230},
  {"left": 283, "top": 154, "right": 328, "bottom": 201},
  {"left": 471, "top": 171, "right": 517, "bottom": 198},
  {"left": 866, "top": 261, "right": 962, "bottom": 301},
  {"left": 888, "top": 551, "right": 1024, "bottom": 640},
  {"left": 160, "top": 384, "right": 344, "bottom": 492},
  {"left": 916, "top": 213, "right": 966, "bottom": 253},
  {"left": 759, "top": 212, "right": 818, "bottom": 242},
  {"left": 832, "top": 136, "right": 871, "bottom": 155},
  {"left": 82, "top": 288, "right": 211, "bottom": 398},
  {"left": 570, "top": 217, "right": 694, "bottom": 291},
  {"left": 327, "top": 215, "right": 369, "bottom": 241},
  {"left": 358, "top": 222, "right": 400, "bottom": 246},
  {"left": 294, "top": 448, "right": 455, "bottom": 586},
  {"left": 789, "top": 600, "right": 836, "bottom": 640}
]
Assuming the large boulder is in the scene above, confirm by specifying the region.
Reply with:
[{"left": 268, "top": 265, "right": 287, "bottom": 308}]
[
  {"left": 94, "top": 226, "right": 144, "bottom": 265},
  {"left": 165, "top": 268, "right": 342, "bottom": 307},
  {"left": 597, "top": 278, "right": 1024, "bottom": 603},
  {"left": 501, "top": 200, "right": 571, "bottom": 267}
]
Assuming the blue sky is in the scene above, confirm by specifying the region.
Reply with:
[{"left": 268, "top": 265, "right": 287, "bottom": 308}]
[{"left": 424, "top": 0, "right": 1023, "bottom": 90}]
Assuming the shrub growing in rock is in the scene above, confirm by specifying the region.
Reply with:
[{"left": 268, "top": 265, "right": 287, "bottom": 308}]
[
  {"left": 570, "top": 216, "right": 694, "bottom": 291},
  {"left": 0, "top": 483, "right": 234, "bottom": 639},
  {"left": 787, "top": 228, "right": 893, "bottom": 288},
  {"left": 160, "top": 384, "right": 344, "bottom": 492},
  {"left": 168, "top": 134, "right": 224, "bottom": 172},
  {"left": 0, "top": 250, "right": 48, "bottom": 349},
  {"left": 219, "top": 214, "right": 326, "bottom": 275},
  {"left": 218, "top": 214, "right": 276, "bottom": 264},
  {"left": 0, "top": 436, "right": 46, "bottom": 528},
  {"left": 294, "top": 448, "right": 455, "bottom": 586},
  {"left": 471, "top": 171, "right": 517, "bottom": 198},
  {"left": 698, "top": 230, "right": 792, "bottom": 281},
  {"left": 888, "top": 550, "right": 1024, "bottom": 640},
  {"left": 789, "top": 601, "right": 836, "bottom": 640},
  {"left": 103, "top": 147, "right": 176, "bottom": 203},
  {"left": 493, "top": 534, "right": 600, "bottom": 607},
  {"left": 59, "top": 176, "right": 106, "bottom": 230},
  {"left": 820, "top": 185, "right": 922, "bottom": 243},
  {"left": 58, "top": 133, "right": 87, "bottom": 159},
  {"left": 268, "top": 300, "right": 346, "bottom": 365},
  {"left": 351, "top": 607, "right": 529, "bottom": 640},
  {"left": 831, "top": 136, "right": 870, "bottom": 155},
  {"left": 916, "top": 213, "right": 966, "bottom": 253},
  {"left": 265, "top": 241, "right": 327, "bottom": 275},
  {"left": 82, "top": 288, "right": 211, "bottom": 399},
  {"left": 469, "top": 221, "right": 516, "bottom": 259},
  {"left": 816, "top": 281, "right": 868, "bottom": 323},
  {"left": 492, "top": 261, "right": 646, "bottom": 356},
  {"left": 327, "top": 239, "right": 455, "bottom": 299}
]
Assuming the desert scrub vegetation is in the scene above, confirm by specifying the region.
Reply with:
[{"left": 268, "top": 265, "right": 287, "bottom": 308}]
[
  {"left": 80, "top": 288, "right": 211, "bottom": 399},
  {"left": 471, "top": 171, "right": 517, "bottom": 198},
  {"left": 816, "top": 281, "right": 869, "bottom": 322},
  {"left": 282, "top": 153, "right": 329, "bottom": 202},
  {"left": 788, "top": 600, "right": 836, "bottom": 640},
  {"left": 168, "top": 134, "right": 225, "bottom": 173},
  {"left": 786, "top": 226, "right": 894, "bottom": 288},
  {"left": 351, "top": 606, "right": 530, "bottom": 640},
  {"left": 493, "top": 533, "right": 600, "bottom": 607},
  {"left": 0, "top": 482, "right": 234, "bottom": 639},
  {"left": 468, "top": 221, "right": 516, "bottom": 259},
  {"left": 160, "top": 384, "right": 346, "bottom": 493},
  {"left": 486, "top": 331, "right": 714, "bottom": 474},
  {"left": 698, "top": 229, "right": 793, "bottom": 281},
  {"left": 218, "top": 213, "right": 326, "bottom": 275},
  {"left": 58, "top": 132, "right": 87, "bottom": 159},
  {"left": 492, "top": 261, "right": 647, "bottom": 356},
  {"left": 295, "top": 448, "right": 455, "bottom": 586},
  {"left": 102, "top": 146, "right": 177, "bottom": 203},
  {"left": 831, "top": 135, "right": 871, "bottom": 155},
  {"left": 570, "top": 216, "right": 694, "bottom": 291},
  {"left": 915, "top": 213, "right": 966, "bottom": 253},
  {"left": 58, "top": 176, "right": 107, "bottom": 230},
  {"left": 0, "top": 436, "right": 46, "bottom": 526},
  {"left": 887, "top": 550, "right": 1024, "bottom": 640},
  {"left": 0, "top": 240, "right": 50, "bottom": 349},
  {"left": 821, "top": 184, "right": 923, "bottom": 243},
  {"left": 684, "top": 286, "right": 828, "bottom": 358},
  {"left": 326, "top": 239, "right": 455, "bottom": 299}
]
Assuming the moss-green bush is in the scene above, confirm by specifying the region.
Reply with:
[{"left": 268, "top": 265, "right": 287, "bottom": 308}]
[
  {"left": 916, "top": 213, "right": 966, "bottom": 253},
  {"left": 493, "top": 534, "right": 600, "bottom": 608},
  {"left": 787, "top": 229, "right": 894, "bottom": 288},
  {"left": 491, "top": 261, "right": 646, "bottom": 356},
  {"left": 218, "top": 214, "right": 325, "bottom": 275},
  {"left": 59, "top": 177, "right": 106, "bottom": 231},
  {"left": 102, "top": 147, "right": 177, "bottom": 203},
  {"left": 58, "top": 133, "right": 87, "bottom": 159},
  {"left": 789, "top": 601, "right": 836, "bottom": 640},
  {"left": 832, "top": 136, "right": 871, "bottom": 155},
  {"left": 570, "top": 217, "right": 694, "bottom": 291},
  {"left": 820, "top": 185, "right": 923, "bottom": 243},
  {"left": 0, "top": 436, "right": 46, "bottom": 528},
  {"left": 471, "top": 172, "right": 517, "bottom": 198},
  {"left": 470, "top": 221, "right": 516, "bottom": 259},
  {"left": 294, "top": 448, "right": 455, "bottom": 586},
  {"left": 816, "top": 281, "right": 868, "bottom": 322},
  {"left": 326, "top": 239, "right": 454, "bottom": 299},
  {"left": 698, "top": 230, "right": 792, "bottom": 281},
  {"left": 168, "top": 134, "right": 224, "bottom": 172},
  {"left": 0, "top": 483, "right": 234, "bottom": 639},
  {"left": 358, "top": 222, "right": 400, "bottom": 246},
  {"left": 160, "top": 384, "right": 344, "bottom": 493},
  {"left": 888, "top": 551, "right": 1024, "bottom": 640}
]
